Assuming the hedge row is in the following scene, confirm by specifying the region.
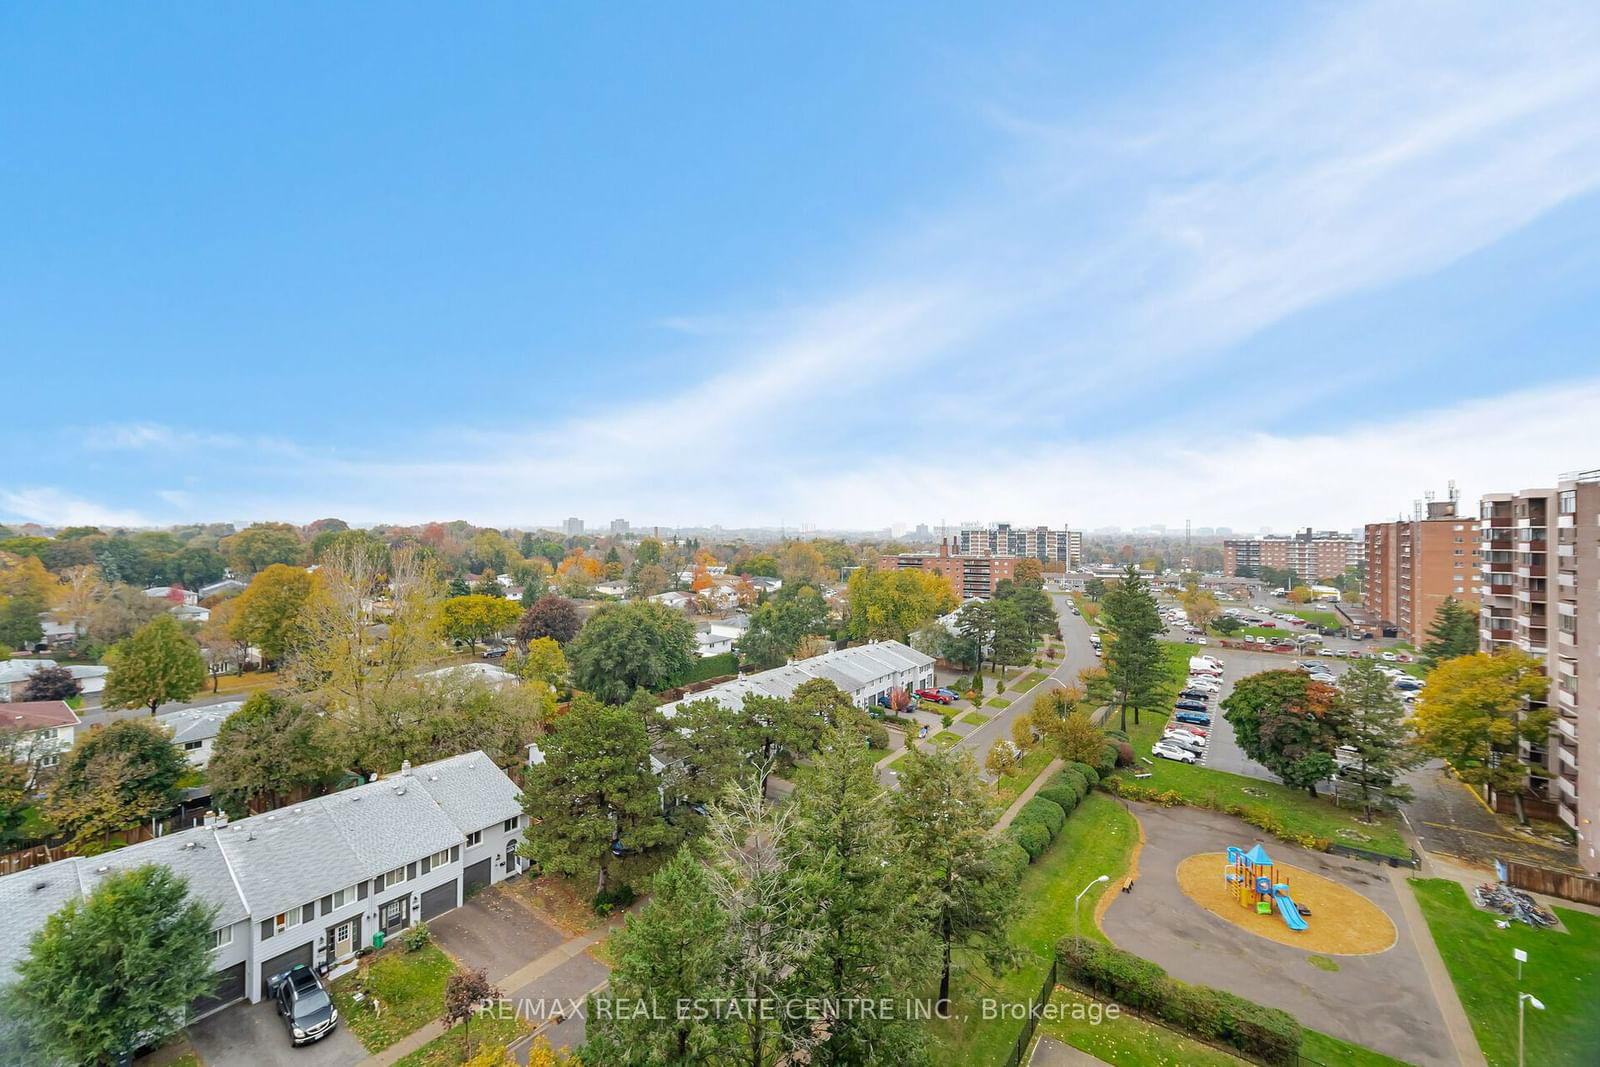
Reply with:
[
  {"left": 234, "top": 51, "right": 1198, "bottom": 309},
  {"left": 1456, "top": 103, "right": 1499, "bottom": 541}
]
[
  {"left": 1067, "top": 760, "right": 1100, "bottom": 787},
  {"left": 1056, "top": 936, "right": 1302, "bottom": 1065}
]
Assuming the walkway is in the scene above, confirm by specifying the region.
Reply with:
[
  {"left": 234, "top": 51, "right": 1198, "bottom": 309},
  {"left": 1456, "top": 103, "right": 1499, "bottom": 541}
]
[
  {"left": 993, "top": 758, "right": 1064, "bottom": 832},
  {"left": 1386, "top": 865, "right": 1487, "bottom": 1067},
  {"left": 1402, "top": 761, "right": 1580, "bottom": 870}
]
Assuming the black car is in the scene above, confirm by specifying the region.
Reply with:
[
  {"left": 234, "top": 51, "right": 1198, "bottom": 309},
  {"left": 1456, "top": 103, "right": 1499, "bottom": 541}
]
[
  {"left": 1178, "top": 688, "right": 1212, "bottom": 701},
  {"left": 268, "top": 964, "right": 338, "bottom": 1046},
  {"left": 1173, "top": 699, "right": 1210, "bottom": 714}
]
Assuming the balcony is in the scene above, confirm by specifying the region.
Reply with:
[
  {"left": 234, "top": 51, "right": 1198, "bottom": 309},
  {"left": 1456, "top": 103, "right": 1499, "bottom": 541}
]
[
  {"left": 1559, "top": 803, "right": 1578, "bottom": 829},
  {"left": 1558, "top": 775, "right": 1578, "bottom": 802},
  {"left": 1487, "top": 515, "right": 1513, "bottom": 528},
  {"left": 1557, "top": 716, "right": 1579, "bottom": 744},
  {"left": 1559, "top": 686, "right": 1579, "bottom": 710},
  {"left": 1518, "top": 564, "right": 1548, "bottom": 578}
]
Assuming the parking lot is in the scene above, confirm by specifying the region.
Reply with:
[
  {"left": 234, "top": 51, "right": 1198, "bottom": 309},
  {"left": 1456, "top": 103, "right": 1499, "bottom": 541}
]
[{"left": 187, "top": 997, "right": 364, "bottom": 1067}]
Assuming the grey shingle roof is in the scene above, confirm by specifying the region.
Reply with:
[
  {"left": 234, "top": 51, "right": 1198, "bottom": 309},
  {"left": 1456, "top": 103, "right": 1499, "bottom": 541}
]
[
  {"left": 0, "top": 861, "right": 83, "bottom": 980},
  {"left": 411, "top": 752, "right": 523, "bottom": 835},
  {"left": 79, "top": 825, "right": 249, "bottom": 928},
  {"left": 216, "top": 803, "right": 365, "bottom": 918},
  {"left": 659, "top": 640, "right": 933, "bottom": 718},
  {"left": 321, "top": 776, "right": 464, "bottom": 876},
  {"left": 157, "top": 702, "right": 243, "bottom": 745}
]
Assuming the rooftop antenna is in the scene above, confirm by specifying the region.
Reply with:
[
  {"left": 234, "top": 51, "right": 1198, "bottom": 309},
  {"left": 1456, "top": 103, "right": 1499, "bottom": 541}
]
[{"left": 1448, "top": 479, "right": 1459, "bottom": 504}]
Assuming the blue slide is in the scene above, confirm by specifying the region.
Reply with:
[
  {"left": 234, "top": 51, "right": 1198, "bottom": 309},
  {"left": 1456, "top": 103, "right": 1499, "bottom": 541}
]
[{"left": 1274, "top": 891, "right": 1308, "bottom": 931}]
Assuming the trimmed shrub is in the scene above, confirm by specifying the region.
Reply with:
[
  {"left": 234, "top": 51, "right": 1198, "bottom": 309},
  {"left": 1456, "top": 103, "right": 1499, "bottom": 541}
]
[
  {"left": 1067, "top": 760, "right": 1100, "bottom": 787},
  {"left": 1116, "top": 740, "right": 1136, "bottom": 767},
  {"left": 1008, "top": 821, "right": 1050, "bottom": 861},
  {"left": 1036, "top": 784, "right": 1080, "bottom": 815},
  {"left": 1096, "top": 742, "right": 1119, "bottom": 778},
  {"left": 1015, "top": 796, "right": 1066, "bottom": 838},
  {"left": 1056, "top": 767, "right": 1090, "bottom": 797},
  {"left": 1056, "top": 936, "right": 1301, "bottom": 1065},
  {"left": 401, "top": 921, "right": 432, "bottom": 951},
  {"left": 990, "top": 839, "right": 1031, "bottom": 884},
  {"left": 1103, "top": 728, "right": 1129, "bottom": 742}
]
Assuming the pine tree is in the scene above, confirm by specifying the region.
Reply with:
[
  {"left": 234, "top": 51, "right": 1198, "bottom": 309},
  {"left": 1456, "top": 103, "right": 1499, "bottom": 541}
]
[
  {"left": 1100, "top": 564, "right": 1164, "bottom": 730},
  {"left": 1420, "top": 596, "right": 1478, "bottom": 671},
  {"left": 1338, "top": 658, "right": 1424, "bottom": 816}
]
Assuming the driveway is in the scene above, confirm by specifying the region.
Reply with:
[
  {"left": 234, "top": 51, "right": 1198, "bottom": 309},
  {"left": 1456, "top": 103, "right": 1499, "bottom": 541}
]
[
  {"left": 1102, "top": 801, "right": 1454, "bottom": 1067},
  {"left": 429, "top": 883, "right": 566, "bottom": 983},
  {"left": 1401, "top": 760, "right": 1580, "bottom": 870},
  {"left": 186, "top": 998, "right": 363, "bottom": 1067}
]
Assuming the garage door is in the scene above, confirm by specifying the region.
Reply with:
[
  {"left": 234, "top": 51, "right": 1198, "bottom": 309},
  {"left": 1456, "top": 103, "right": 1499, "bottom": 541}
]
[
  {"left": 463, "top": 858, "right": 491, "bottom": 896},
  {"left": 420, "top": 879, "right": 458, "bottom": 921},
  {"left": 259, "top": 941, "right": 313, "bottom": 998},
  {"left": 190, "top": 961, "right": 246, "bottom": 1020}
]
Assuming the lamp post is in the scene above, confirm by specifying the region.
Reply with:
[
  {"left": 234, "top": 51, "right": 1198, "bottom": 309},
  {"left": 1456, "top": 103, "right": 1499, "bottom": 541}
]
[
  {"left": 1074, "top": 875, "right": 1111, "bottom": 939},
  {"left": 1518, "top": 993, "right": 1544, "bottom": 1067}
]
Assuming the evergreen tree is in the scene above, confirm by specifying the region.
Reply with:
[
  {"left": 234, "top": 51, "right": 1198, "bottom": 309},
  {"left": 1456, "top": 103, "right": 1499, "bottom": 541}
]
[
  {"left": 1420, "top": 596, "right": 1478, "bottom": 670},
  {"left": 1338, "top": 658, "right": 1425, "bottom": 816},
  {"left": 890, "top": 745, "right": 1019, "bottom": 1017},
  {"left": 1100, "top": 564, "right": 1164, "bottom": 730}
]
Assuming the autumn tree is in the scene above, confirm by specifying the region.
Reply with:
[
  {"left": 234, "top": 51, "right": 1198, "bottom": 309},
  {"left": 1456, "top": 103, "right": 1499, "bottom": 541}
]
[
  {"left": 847, "top": 567, "right": 957, "bottom": 641},
  {"left": 229, "top": 563, "right": 314, "bottom": 666},
  {"left": 513, "top": 594, "right": 582, "bottom": 647},
  {"left": 779, "top": 541, "right": 829, "bottom": 587},
  {"left": 566, "top": 600, "right": 696, "bottom": 703},
  {"left": 48, "top": 720, "right": 187, "bottom": 845},
  {"left": 102, "top": 614, "right": 207, "bottom": 714},
  {"left": 5, "top": 865, "right": 217, "bottom": 1066},
  {"left": 83, "top": 584, "right": 166, "bottom": 645},
  {"left": 514, "top": 636, "right": 568, "bottom": 691},
  {"left": 50, "top": 564, "right": 104, "bottom": 634},
  {"left": 891, "top": 744, "right": 1019, "bottom": 1016},
  {"left": 631, "top": 562, "right": 670, "bottom": 598},
  {"left": 1286, "top": 585, "right": 1315, "bottom": 604},
  {"left": 338, "top": 677, "right": 554, "bottom": 779},
  {"left": 1222, "top": 670, "right": 1351, "bottom": 796},
  {"left": 1420, "top": 596, "right": 1478, "bottom": 671},
  {"left": 209, "top": 693, "right": 341, "bottom": 816},
  {"left": 518, "top": 694, "right": 678, "bottom": 897},
  {"left": 21, "top": 664, "right": 81, "bottom": 702},
  {"left": 219, "top": 521, "right": 305, "bottom": 574},
  {"left": 1014, "top": 558, "right": 1043, "bottom": 589},
  {"left": 443, "top": 968, "right": 502, "bottom": 1058},
  {"left": 1411, "top": 648, "right": 1551, "bottom": 822},
  {"left": 440, "top": 594, "right": 521, "bottom": 652}
]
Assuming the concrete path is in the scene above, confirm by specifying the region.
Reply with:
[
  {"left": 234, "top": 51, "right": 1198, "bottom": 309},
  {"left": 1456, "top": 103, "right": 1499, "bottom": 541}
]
[
  {"left": 1387, "top": 865, "right": 1488, "bottom": 1067},
  {"left": 1029, "top": 1034, "right": 1110, "bottom": 1065},
  {"left": 994, "top": 758, "right": 1064, "bottom": 832}
]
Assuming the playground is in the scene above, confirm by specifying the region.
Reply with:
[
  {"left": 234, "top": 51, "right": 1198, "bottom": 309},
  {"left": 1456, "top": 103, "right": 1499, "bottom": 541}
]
[{"left": 1175, "top": 844, "right": 1397, "bottom": 954}]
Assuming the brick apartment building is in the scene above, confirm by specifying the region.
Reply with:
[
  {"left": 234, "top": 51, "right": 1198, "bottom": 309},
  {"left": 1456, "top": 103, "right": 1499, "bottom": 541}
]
[
  {"left": 1362, "top": 501, "right": 1479, "bottom": 644},
  {"left": 1222, "top": 529, "right": 1361, "bottom": 580},
  {"left": 1481, "top": 472, "right": 1600, "bottom": 874},
  {"left": 878, "top": 539, "right": 1019, "bottom": 599},
  {"left": 956, "top": 523, "right": 1083, "bottom": 567}
]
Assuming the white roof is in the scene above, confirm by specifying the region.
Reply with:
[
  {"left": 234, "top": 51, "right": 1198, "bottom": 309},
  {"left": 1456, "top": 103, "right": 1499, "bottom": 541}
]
[{"left": 660, "top": 640, "right": 932, "bottom": 717}]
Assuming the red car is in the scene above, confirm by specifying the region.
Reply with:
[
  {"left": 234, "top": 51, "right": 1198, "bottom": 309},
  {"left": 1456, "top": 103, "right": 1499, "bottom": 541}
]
[{"left": 916, "top": 688, "right": 954, "bottom": 704}]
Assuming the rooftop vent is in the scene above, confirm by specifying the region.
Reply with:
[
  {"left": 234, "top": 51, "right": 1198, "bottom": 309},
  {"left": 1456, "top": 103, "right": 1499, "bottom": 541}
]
[
  {"left": 394, "top": 785, "right": 406, "bottom": 796},
  {"left": 96, "top": 865, "right": 109, "bottom": 873}
]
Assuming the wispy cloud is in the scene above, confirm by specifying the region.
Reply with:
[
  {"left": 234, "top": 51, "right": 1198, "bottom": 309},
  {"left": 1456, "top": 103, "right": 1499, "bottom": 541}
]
[{"left": 0, "top": 488, "right": 151, "bottom": 528}]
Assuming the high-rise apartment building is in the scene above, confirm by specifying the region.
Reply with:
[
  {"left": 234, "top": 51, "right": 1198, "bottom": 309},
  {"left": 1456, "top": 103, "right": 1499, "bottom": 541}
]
[
  {"left": 1223, "top": 529, "right": 1360, "bottom": 580},
  {"left": 1362, "top": 501, "right": 1479, "bottom": 644},
  {"left": 609, "top": 518, "right": 630, "bottom": 534},
  {"left": 877, "top": 539, "right": 1019, "bottom": 599},
  {"left": 1485, "top": 473, "right": 1600, "bottom": 873},
  {"left": 563, "top": 517, "right": 584, "bottom": 536},
  {"left": 955, "top": 523, "right": 1083, "bottom": 566}
]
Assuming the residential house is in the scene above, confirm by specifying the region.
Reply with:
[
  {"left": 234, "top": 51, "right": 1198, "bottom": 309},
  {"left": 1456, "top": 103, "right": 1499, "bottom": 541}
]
[
  {"left": 158, "top": 701, "right": 245, "bottom": 768},
  {"left": 658, "top": 640, "right": 934, "bottom": 719},
  {"left": 198, "top": 578, "right": 249, "bottom": 599},
  {"left": 0, "top": 750, "right": 527, "bottom": 1017},
  {"left": 420, "top": 662, "right": 520, "bottom": 689},
  {"left": 2, "top": 700, "right": 81, "bottom": 771},
  {"left": 694, "top": 616, "right": 749, "bottom": 658},
  {"left": 144, "top": 584, "right": 201, "bottom": 607},
  {"left": 592, "top": 580, "right": 629, "bottom": 598},
  {"left": 0, "top": 659, "right": 108, "bottom": 701}
]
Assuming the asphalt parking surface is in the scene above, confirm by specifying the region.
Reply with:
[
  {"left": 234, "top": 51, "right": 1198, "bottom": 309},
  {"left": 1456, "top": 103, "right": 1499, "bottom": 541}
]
[{"left": 187, "top": 997, "right": 364, "bottom": 1067}]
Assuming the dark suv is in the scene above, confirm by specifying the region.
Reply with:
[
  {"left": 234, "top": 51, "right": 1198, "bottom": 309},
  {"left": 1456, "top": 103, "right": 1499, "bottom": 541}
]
[{"left": 268, "top": 964, "right": 338, "bottom": 1046}]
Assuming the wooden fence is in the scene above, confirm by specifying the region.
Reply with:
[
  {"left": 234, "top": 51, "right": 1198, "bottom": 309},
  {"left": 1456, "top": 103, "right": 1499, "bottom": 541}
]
[{"left": 1504, "top": 860, "right": 1600, "bottom": 906}]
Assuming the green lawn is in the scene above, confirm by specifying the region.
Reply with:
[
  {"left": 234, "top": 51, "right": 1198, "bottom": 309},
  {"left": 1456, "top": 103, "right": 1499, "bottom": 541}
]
[
  {"left": 1300, "top": 1028, "right": 1413, "bottom": 1067},
  {"left": 992, "top": 746, "right": 1053, "bottom": 807},
  {"left": 1410, "top": 879, "right": 1600, "bottom": 1067},
  {"left": 931, "top": 730, "right": 962, "bottom": 746},
  {"left": 1288, "top": 608, "right": 1342, "bottom": 630},
  {"left": 986, "top": 697, "right": 1012, "bottom": 709},
  {"left": 393, "top": 1010, "right": 532, "bottom": 1066},
  {"left": 1018, "top": 671, "right": 1049, "bottom": 689},
  {"left": 1037, "top": 987, "right": 1246, "bottom": 1066},
  {"left": 961, "top": 711, "right": 990, "bottom": 725},
  {"left": 929, "top": 793, "right": 1139, "bottom": 1066},
  {"left": 329, "top": 942, "right": 459, "bottom": 1052}
]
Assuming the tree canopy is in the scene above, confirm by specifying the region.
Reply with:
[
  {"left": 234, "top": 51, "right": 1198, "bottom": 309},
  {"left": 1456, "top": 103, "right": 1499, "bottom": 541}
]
[
  {"left": 229, "top": 563, "right": 315, "bottom": 666},
  {"left": 566, "top": 600, "right": 696, "bottom": 703},
  {"left": 1222, "top": 670, "right": 1350, "bottom": 795},
  {"left": 47, "top": 719, "right": 187, "bottom": 845},
  {"left": 1420, "top": 596, "right": 1478, "bottom": 671},
  {"left": 846, "top": 567, "right": 957, "bottom": 642},
  {"left": 102, "top": 614, "right": 207, "bottom": 714}
]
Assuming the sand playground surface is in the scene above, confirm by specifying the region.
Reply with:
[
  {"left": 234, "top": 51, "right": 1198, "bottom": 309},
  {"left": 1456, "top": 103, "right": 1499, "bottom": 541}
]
[{"left": 1175, "top": 852, "right": 1397, "bottom": 955}]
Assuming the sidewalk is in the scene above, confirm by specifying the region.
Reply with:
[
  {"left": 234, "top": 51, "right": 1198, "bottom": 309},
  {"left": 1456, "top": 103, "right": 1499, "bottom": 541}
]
[
  {"left": 993, "top": 758, "right": 1064, "bottom": 832},
  {"left": 1387, "top": 866, "right": 1487, "bottom": 1067}
]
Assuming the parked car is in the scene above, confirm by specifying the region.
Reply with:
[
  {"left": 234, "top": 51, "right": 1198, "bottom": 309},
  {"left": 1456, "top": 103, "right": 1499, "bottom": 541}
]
[
  {"left": 1336, "top": 764, "right": 1394, "bottom": 786},
  {"left": 1161, "top": 732, "right": 1206, "bottom": 754},
  {"left": 1152, "top": 741, "right": 1198, "bottom": 764},
  {"left": 481, "top": 646, "right": 509, "bottom": 659},
  {"left": 1173, "top": 710, "right": 1212, "bottom": 727},
  {"left": 935, "top": 687, "right": 961, "bottom": 701},
  {"left": 1174, "top": 699, "right": 1210, "bottom": 714},
  {"left": 915, "top": 688, "right": 954, "bottom": 705},
  {"left": 1381, "top": 652, "right": 1398, "bottom": 662},
  {"left": 268, "top": 965, "right": 338, "bottom": 1046},
  {"left": 1178, "top": 688, "right": 1213, "bottom": 701}
]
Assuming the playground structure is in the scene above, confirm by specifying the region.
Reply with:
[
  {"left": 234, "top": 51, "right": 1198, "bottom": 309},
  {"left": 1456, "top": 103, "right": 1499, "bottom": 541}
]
[{"left": 1226, "top": 842, "right": 1308, "bottom": 931}]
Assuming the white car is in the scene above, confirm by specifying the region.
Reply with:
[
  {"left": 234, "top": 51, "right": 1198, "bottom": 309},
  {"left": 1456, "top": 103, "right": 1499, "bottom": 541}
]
[
  {"left": 1152, "top": 741, "right": 1198, "bottom": 764},
  {"left": 1196, "top": 637, "right": 1208, "bottom": 645},
  {"left": 1163, "top": 728, "right": 1207, "bottom": 748},
  {"left": 1381, "top": 652, "right": 1397, "bottom": 662},
  {"left": 1186, "top": 677, "right": 1222, "bottom": 690}
]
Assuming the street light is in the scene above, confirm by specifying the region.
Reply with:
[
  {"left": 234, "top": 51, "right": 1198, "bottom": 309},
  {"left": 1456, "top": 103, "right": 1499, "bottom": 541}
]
[
  {"left": 1518, "top": 993, "right": 1544, "bottom": 1067},
  {"left": 1074, "top": 875, "right": 1111, "bottom": 939}
]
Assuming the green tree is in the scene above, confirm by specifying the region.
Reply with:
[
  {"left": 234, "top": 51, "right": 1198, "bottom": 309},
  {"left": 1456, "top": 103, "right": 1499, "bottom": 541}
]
[
  {"left": 1213, "top": 615, "right": 1243, "bottom": 636},
  {"left": 581, "top": 847, "right": 734, "bottom": 1066},
  {"left": 1222, "top": 670, "right": 1351, "bottom": 796},
  {"left": 518, "top": 694, "right": 678, "bottom": 896},
  {"left": 785, "top": 731, "right": 931, "bottom": 1064},
  {"left": 1420, "top": 596, "right": 1478, "bottom": 671},
  {"left": 1083, "top": 577, "right": 1106, "bottom": 600},
  {"left": 955, "top": 598, "right": 996, "bottom": 670},
  {"left": 6, "top": 865, "right": 218, "bottom": 1066},
  {"left": 1100, "top": 564, "right": 1164, "bottom": 731},
  {"left": 84, "top": 584, "right": 167, "bottom": 645},
  {"left": 47, "top": 720, "right": 186, "bottom": 845},
  {"left": 990, "top": 599, "right": 1033, "bottom": 672},
  {"left": 208, "top": 693, "right": 340, "bottom": 816},
  {"left": 229, "top": 563, "right": 314, "bottom": 666},
  {"left": 515, "top": 636, "right": 569, "bottom": 691},
  {"left": 1411, "top": 648, "right": 1551, "bottom": 823},
  {"left": 1338, "top": 658, "right": 1425, "bottom": 817},
  {"left": 890, "top": 744, "right": 1019, "bottom": 1016},
  {"left": 846, "top": 567, "right": 958, "bottom": 642},
  {"left": 219, "top": 521, "right": 305, "bottom": 574},
  {"left": 102, "top": 614, "right": 207, "bottom": 714},
  {"left": 0, "top": 593, "right": 45, "bottom": 648},
  {"left": 566, "top": 600, "right": 697, "bottom": 703},
  {"left": 734, "top": 585, "right": 829, "bottom": 670},
  {"left": 439, "top": 593, "right": 521, "bottom": 652}
]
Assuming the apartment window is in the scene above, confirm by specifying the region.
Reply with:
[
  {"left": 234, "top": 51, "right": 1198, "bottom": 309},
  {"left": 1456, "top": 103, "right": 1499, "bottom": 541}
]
[
  {"left": 427, "top": 848, "right": 451, "bottom": 870},
  {"left": 503, "top": 816, "right": 520, "bottom": 833},
  {"left": 465, "top": 830, "right": 482, "bottom": 847},
  {"left": 211, "top": 926, "right": 233, "bottom": 949},
  {"left": 183, "top": 740, "right": 204, "bottom": 751},
  {"left": 1560, "top": 615, "right": 1577, "bottom": 635},
  {"left": 273, "top": 904, "right": 313, "bottom": 934},
  {"left": 1559, "top": 490, "right": 1576, "bottom": 514},
  {"left": 382, "top": 866, "right": 408, "bottom": 890},
  {"left": 329, "top": 885, "right": 356, "bottom": 910}
]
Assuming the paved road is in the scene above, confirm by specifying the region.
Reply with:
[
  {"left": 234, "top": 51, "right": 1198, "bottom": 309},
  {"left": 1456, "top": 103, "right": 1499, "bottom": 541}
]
[{"left": 1401, "top": 759, "right": 1581, "bottom": 870}]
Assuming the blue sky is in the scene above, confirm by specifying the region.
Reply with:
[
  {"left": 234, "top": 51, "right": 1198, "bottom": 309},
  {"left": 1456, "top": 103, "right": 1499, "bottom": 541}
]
[{"left": 4, "top": 1, "right": 1599, "bottom": 532}]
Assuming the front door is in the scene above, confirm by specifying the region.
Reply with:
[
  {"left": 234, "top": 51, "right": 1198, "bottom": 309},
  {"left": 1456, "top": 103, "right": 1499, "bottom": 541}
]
[
  {"left": 332, "top": 919, "right": 355, "bottom": 961},
  {"left": 380, "top": 897, "right": 408, "bottom": 935},
  {"left": 505, "top": 839, "right": 517, "bottom": 876}
]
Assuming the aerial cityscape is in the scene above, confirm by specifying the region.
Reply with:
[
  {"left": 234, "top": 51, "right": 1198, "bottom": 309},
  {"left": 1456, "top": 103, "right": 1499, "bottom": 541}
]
[{"left": 3, "top": 4, "right": 1600, "bottom": 1067}]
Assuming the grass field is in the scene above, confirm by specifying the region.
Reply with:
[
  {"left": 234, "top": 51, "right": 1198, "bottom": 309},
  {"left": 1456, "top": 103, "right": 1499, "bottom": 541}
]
[
  {"left": 1288, "top": 608, "right": 1343, "bottom": 630},
  {"left": 1017, "top": 671, "right": 1049, "bottom": 689},
  {"left": 992, "top": 746, "right": 1054, "bottom": 808},
  {"left": 1299, "top": 1028, "right": 1413, "bottom": 1066},
  {"left": 1037, "top": 987, "right": 1245, "bottom": 1066},
  {"left": 1410, "top": 878, "right": 1600, "bottom": 1066},
  {"left": 986, "top": 697, "right": 1012, "bottom": 709},
  {"left": 961, "top": 711, "right": 990, "bottom": 725},
  {"left": 393, "top": 1011, "right": 532, "bottom": 1066},
  {"left": 929, "top": 793, "right": 1139, "bottom": 1066},
  {"left": 330, "top": 942, "right": 459, "bottom": 1052},
  {"left": 931, "top": 730, "right": 962, "bottom": 746}
]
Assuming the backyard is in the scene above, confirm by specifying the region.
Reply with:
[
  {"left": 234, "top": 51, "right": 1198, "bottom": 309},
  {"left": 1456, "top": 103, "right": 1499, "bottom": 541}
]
[
  {"left": 329, "top": 941, "right": 459, "bottom": 1052},
  {"left": 1410, "top": 878, "right": 1600, "bottom": 1066}
]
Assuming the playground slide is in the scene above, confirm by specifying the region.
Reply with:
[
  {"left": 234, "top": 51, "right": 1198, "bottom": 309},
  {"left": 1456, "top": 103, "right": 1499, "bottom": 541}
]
[{"left": 1275, "top": 893, "right": 1308, "bottom": 931}]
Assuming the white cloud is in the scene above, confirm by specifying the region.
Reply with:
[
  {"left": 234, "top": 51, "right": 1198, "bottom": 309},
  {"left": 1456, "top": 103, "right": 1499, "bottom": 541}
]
[
  {"left": 82, "top": 422, "right": 241, "bottom": 452},
  {"left": 0, "top": 488, "right": 151, "bottom": 528}
]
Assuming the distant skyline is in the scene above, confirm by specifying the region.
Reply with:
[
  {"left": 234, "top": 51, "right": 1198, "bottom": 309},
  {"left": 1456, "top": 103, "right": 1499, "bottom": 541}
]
[{"left": 4, "top": 2, "right": 1599, "bottom": 532}]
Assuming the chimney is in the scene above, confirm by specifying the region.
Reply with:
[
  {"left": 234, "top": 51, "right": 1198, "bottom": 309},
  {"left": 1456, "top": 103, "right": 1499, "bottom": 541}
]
[
  {"left": 939, "top": 538, "right": 949, "bottom": 560},
  {"left": 400, "top": 760, "right": 412, "bottom": 777},
  {"left": 203, "top": 809, "right": 216, "bottom": 829}
]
